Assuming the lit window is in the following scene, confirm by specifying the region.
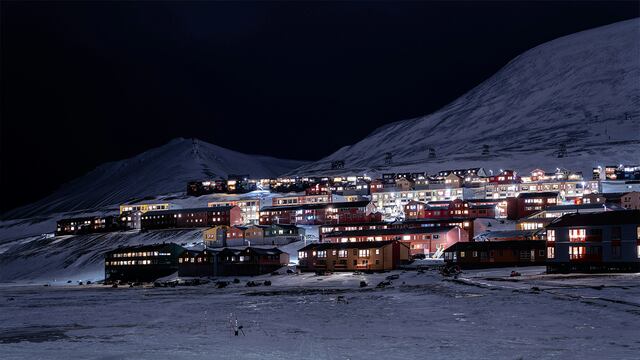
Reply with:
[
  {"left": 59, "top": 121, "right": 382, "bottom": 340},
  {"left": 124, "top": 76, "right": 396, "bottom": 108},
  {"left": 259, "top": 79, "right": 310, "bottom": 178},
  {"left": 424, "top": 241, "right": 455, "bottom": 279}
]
[
  {"left": 547, "top": 246, "right": 555, "bottom": 259},
  {"left": 547, "top": 230, "right": 555, "bottom": 242},
  {"left": 569, "top": 246, "right": 585, "bottom": 260},
  {"left": 317, "top": 251, "right": 326, "bottom": 258},
  {"left": 358, "top": 249, "right": 370, "bottom": 257},
  {"left": 569, "top": 229, "right": 586, "bottom": 242}
]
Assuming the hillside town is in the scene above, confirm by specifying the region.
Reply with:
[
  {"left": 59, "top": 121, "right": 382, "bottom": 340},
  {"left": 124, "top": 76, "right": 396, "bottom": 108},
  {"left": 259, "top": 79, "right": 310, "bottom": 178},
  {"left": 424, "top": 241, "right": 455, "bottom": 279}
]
[{"left": 51, "top": 164, "right": 640, "bottom": 283}]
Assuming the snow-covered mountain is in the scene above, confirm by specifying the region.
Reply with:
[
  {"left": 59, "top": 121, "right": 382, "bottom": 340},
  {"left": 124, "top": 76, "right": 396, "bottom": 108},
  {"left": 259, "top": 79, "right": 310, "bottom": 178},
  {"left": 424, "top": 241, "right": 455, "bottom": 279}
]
[
  {"left": 4, "top": 138, "right": 307, "bottom": 219},
  {"left": 294, "top": 19, "right": 640, "bottom": 176}
]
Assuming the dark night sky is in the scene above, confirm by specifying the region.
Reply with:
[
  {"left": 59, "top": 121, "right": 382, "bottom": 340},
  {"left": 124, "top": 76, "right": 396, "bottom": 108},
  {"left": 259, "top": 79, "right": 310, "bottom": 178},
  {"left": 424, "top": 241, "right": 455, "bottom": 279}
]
[{"left": 1, "top": 1, "right": 638, "bottom": 212}]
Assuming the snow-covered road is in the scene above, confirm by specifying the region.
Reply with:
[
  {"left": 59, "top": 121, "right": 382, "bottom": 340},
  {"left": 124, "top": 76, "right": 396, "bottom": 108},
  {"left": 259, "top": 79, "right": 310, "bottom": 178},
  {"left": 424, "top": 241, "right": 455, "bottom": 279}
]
[{"left": 1, "top": 268, "right": 639, "bottom": 359}]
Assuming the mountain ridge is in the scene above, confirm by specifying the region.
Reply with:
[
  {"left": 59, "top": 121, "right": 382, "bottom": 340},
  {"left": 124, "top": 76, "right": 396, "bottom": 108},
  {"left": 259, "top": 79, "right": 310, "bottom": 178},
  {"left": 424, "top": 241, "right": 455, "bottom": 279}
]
[
  {"left": 3, "top": 138, "right": 308, "bottom": 219},
  {"left": 292, "top": 18, "right": 640, "bottom": 176}
]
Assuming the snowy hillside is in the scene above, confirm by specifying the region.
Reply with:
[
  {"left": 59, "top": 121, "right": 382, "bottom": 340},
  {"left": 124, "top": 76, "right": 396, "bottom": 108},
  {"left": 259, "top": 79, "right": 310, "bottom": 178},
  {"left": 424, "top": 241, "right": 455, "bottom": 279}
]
[
  {"left": 3, "top": 138, "right": 307, "bottom": 219},
  {"left": 0, "top": 225, "right": 307, "bottom": 283},
  {"left": 0, "top": 229, "right": 203, "bottom": 283},
  {"left": 294, "top": 19, "right": 640, "bottom": 176}
]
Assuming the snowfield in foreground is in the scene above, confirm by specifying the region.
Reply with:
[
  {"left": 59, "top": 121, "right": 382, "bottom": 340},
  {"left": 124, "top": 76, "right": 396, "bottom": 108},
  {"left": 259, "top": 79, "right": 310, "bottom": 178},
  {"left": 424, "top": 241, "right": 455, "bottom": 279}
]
[{"left": 1, "top": 268, "right": 639, "bottom": 360}]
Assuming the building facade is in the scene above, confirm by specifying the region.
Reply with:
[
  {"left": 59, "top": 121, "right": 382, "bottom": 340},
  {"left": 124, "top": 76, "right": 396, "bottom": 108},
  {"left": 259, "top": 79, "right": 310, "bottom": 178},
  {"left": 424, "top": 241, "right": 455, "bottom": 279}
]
[
  {"left": 298, "top": 240, "right": 410, "bottom": 272},
  {"left": 443, "top": 240, "right": 546, "bottom": 268},
  {"left": 56, "top": 216, "right": 121, "bottom": 236},
  {"left": 546, "top": 211, "right": 640, "bottom": 273},
  {"left": 141, "top": 206, "right": 243, "bottom": 230},
  {"left": 322, "top": 226, "right": 468, "bottom": 257},
  {"left": 104, "top": 243, "right": 185, "bottom": 283}
]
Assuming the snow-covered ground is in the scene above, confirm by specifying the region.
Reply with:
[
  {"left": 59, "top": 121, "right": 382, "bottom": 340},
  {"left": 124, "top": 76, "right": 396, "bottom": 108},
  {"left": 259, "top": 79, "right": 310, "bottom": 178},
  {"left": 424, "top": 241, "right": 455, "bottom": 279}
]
[{"left": 1, "top": 268, "right": 638, "bottom": 359}]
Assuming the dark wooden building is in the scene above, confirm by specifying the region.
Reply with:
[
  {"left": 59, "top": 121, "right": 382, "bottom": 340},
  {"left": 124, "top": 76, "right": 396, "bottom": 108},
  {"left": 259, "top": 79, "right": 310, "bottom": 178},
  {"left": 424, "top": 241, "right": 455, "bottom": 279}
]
[
  {"left": 546, "top": 210, "right": 640, "bottom": 273},
  {"left": 104, "top": 243, "right": 186, "bottom": 283},
  {"left": 178, "top": 247, "right": 288, "bottom": 277},
  {"left": 177, "top": 248, "right": 220, "bottom": 277},
  {"left": 443, "top": 240, "right": 546, "bottom": 268},
  {"left": 217, "top": 247, "right": 289, "bottom": 276},
  {"left": 187, "top": 179, "right": 227, "bottom": 196},
  {"left": 56, "top": 215, "right": 121, "bottom": 236}
]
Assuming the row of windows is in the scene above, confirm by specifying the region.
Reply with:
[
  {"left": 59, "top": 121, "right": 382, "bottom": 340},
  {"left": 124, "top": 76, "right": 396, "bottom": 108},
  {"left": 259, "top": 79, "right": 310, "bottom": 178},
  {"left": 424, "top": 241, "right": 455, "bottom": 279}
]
[
  {"left": 111, "top": 251, "right": 161, "bottom": 258},
  {"left": 107, "top": 260, "right": 153, "bottom": 266},
  {"left": 547, "top": 245, "right": 640, "bottom": 259},
  {"left": 457, "top": 249, "right": 543, "bottom": 259},
  {"left": 300, "top": 249, "right": 381, "bottom": 259},
  {"left": 179, "top": 257, "right": 211, "bottom": 263},
  {"left": 548, "top": 226, "right": 639, "bottom": 242}
]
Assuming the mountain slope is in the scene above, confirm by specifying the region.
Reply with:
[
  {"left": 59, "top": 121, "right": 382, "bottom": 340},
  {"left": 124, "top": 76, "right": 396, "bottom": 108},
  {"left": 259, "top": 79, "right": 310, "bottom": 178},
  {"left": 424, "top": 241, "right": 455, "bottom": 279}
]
[
  {"left": 4, "top": 138, "right": 307, "bottom": 219},
  {"left": 294, "top": 19, "right": 640, "bottom": 175}
]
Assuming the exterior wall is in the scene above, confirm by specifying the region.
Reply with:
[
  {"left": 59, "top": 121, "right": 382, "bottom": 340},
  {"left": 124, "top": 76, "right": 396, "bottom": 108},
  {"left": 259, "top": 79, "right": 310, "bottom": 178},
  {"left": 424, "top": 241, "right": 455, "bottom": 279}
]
[
  {"left": 104, "top": 244, "right": 184, "bottom": 283},
  {"left": 507, "top": 195, "right": 558, "bottom": 220},
  {"left": 372, "top": 188, "right": 467, "bottom": 217},
  {"left": 141, "top": 207, "right": 241, "bottom": 230},
  {"left": 260, "top": 204, "right": 373, "bottom": 226},
  {"left": 178, "top": 252, "right": 219, "bottom": 277},
  {"left": 546, "top": 223, "right": 640, "bottom": 272},
  {"left": 487, "top": 170, "right": 520, "bottom": 185},
  {"left": 323, "top": 227, "right": 468, "bottom": 256},
  {"left": 298, "top": 242, "right": 410, "bottom": 272},
  {"left": 218, "top": 249, "right": 289, "bottom": 276},
  {"left": 516, "top": 218, "right": 551, "bottom": 231},
  {"left": 404, "top": 227, "right": 468, "bottom": 256},
  {"left": 203, "top": 226, "right": 245, "bottom": 247},
  {"left": 486, "top": 181, "right": 599, "bottom": 200},
  {"left": 405, "top": 199, "right": 495, "bottom": 221},
  {"left": 443, "top": 241, "right": 546, "bottom": 268},
  {"left": 404, "top": 201, "right": 426, "bottom": 220},
  {"left": 120, "top": 211, "right": 142, "bottom": 230},
  {"left": 271, "top": 194, "right": 332, "bottom": 207},
  {"left": 208, "top": 200, "right": 261, "bottom": 224},
  {"left": 56, "top": 216, "right": 120, "bottom": 236},
  {"left": 620, "top": 192, "right": 640, "bottom": 210},
  {"left": 119, "top": 203, "right": 174, "bottom": 214}
]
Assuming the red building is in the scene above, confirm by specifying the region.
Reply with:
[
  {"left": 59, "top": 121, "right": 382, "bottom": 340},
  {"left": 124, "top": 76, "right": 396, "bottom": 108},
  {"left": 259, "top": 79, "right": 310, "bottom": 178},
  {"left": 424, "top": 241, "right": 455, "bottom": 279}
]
[
  {"left": 323, "top": 225, "right": 468, "bottom": 256},
  {"left": 369, "top": 179, "right": 385, "bottom": 193},
  {"left": 488, "top": 169, "right": 520, "bottom": 184},
  {"left": 141, "top": 206, "right": 242, "bottom": 230},
  {"left": 444, "top": 240, "right": 546, "bottom": 268},
  {"left": 259, "top": 201, "right": 378, "bottom": 225},
  {"left": 305, "top": 181, "right": 331, "bottom": 195},
  {"left": 320, "top": 217, "right": 477, "bottom": 241},
  {"left": 404, "top": 199, "right": 496, "bottom": 221},
  {"left": 506, "top": 192, "right": 559, "bottom": 220},
  {"left": 298, "top": 240, "right": 410, "bottom": 272}
]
